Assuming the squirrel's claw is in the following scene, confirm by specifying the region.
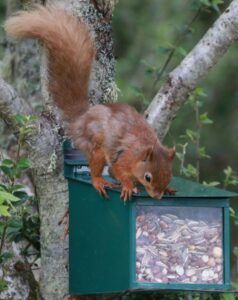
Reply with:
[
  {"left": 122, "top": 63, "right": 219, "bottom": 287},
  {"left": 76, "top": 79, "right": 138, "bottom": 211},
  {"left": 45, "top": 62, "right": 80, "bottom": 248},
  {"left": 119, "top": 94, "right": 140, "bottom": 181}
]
[
  {"left": 98, "top": 186, "right": 109, "bottom": 198},
  {"left": 92, "top": 177, "right": 116, "bottom": 199},
  {"left": 120, "top": 188, "right": 132, "bottom": 201},
  {"left": 120, "top": 181, "right": 134, "bottom": 201},
  {"left": 164, "top": 187, "right": 176, "bottom": 195}
]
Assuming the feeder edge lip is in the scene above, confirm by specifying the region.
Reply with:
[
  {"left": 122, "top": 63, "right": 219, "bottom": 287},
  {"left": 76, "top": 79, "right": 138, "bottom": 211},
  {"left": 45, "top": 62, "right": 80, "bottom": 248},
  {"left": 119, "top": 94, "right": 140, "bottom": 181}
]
[
  {"left": 64, "top": 151, "right": 238, "bottom": 199},
  {"left": 64, "top": 173, "right": 238, "bottom": 199}
]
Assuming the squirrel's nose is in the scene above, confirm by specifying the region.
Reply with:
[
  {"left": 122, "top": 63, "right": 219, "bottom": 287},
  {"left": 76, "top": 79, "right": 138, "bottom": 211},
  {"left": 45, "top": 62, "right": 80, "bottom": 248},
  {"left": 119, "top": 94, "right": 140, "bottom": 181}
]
[
  {"left": 155, "top": 192, "right": 164, "bottom": 200},
  {"left": 149, "top": 191, "right": 164, "bottom": 200}
]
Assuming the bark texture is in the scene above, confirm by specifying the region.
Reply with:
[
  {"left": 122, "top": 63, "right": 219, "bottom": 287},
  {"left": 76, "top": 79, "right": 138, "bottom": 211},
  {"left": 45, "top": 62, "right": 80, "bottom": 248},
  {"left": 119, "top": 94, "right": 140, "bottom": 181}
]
[
  {"left": 145, "top": 0, "right": 238, "bottom": 140},
  {"left": 1, "top": 0, "right": 42, "bottom": 110},
  {"left": 0, "top": 78, "right": 32, "bottom": 125}
]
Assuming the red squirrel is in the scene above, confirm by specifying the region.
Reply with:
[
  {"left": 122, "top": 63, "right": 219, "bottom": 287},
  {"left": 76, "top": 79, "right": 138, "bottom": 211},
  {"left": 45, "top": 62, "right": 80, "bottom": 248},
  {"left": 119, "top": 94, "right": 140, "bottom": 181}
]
[{"left": 5, "top": 5, "right": 176, "bottom": 201}]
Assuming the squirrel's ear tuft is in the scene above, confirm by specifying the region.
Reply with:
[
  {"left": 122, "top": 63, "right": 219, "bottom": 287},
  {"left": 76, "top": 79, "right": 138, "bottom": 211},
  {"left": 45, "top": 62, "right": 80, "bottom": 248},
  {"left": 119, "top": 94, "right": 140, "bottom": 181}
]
[
  {"left": 140, "top": 146, "right": 153, "bottom": 161},
  {"left": 168, "top": 147, "right": 176, "bottom": 160}
]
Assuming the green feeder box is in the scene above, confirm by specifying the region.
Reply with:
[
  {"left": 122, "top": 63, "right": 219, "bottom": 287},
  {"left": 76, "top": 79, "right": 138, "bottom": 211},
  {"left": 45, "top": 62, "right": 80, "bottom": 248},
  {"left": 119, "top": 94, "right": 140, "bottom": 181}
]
[{"left": 64, "top": 146, "right": 237, "bottom": 295}]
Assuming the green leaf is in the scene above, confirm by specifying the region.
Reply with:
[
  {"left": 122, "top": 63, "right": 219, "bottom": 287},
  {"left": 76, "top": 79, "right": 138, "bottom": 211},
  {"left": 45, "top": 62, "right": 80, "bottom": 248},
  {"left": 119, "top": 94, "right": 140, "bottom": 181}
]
[
  {"left": 0, "top": 251, "right": 14, "bottom": 262},
  {"left": 0, "top": 184, "right": 7, "bottom": 191},
  {"left": 11, "top": 184, "right": 25, "bottom": 192},
  {"left": 0, "top": 191, "right": 19, "bottom": 202},
  {"left": 8, "top": 218, "right": 22, "bottom": 228},
  {"left": 202, "top": 181, "right": 220, "bottom": 187},
  {"left": 198, "top": 147, "right": 211, "bottom": 158},
  {"left": 200, "top": 0, "right": 211, "bottom": 6},
  {"left": 211, "top": 0, "right": 224, "bottom": 13},
  {"left": 176, "top": 47, "right": 187, "bottom": 57},
  {"left": 224, "top": 166, "right": 233, "bottom": 176},
  {"left": 175, "top": 152, "right": 184, "bottom": 161},
  {"left": 0, "top": 278, "right": 8, "bottom": 292},
  {"left": 193, "top": 87, "right": 207, "bottom": 98},
  {"left": 199, "top": 112, "right": 213, "bottom": 124},
  {"left": 0, "top": 205, "right": 10, "bottom": 217},
  {"left": 212, "top": 0, "right": 224, "bottom": 4},
  {"left": 1, "top": 159, "right": 14, "bottom": 167},
  {"left": 0, "top": 165, "right": 15, "bottom": 179},
  {"left": 182, "top": 164, "right": 198, "bottom": 178},
  {"left": 16, "top": 158, "right": 30, "bottom": 170},
  {"left": 185, "top": 129, "right": 197, "bottom": 142},
  {"left": 157, "top": 46, "right": 172, "bottom": 54},
  {"left": 14, "top": 114, "right": 27, "bottom": 125},
  {"left": 11, "top": 191, "right": 31, "bottom": 206},
  {"left": 233, "top": 247, "right": 238, "bottom": 257},
  {"left": 229, "top": 207, "right": 235, "bottom": 217},
  {"left": 229, "top": 179, "right": 238, "bottom": 186}
]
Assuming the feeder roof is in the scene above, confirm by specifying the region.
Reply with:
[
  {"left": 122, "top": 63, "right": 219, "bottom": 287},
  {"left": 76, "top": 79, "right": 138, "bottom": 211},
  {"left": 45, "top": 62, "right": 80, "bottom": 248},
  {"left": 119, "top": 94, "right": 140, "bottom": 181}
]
[{"left": 168, "top": 176, "right": 238, "bottom": 198}]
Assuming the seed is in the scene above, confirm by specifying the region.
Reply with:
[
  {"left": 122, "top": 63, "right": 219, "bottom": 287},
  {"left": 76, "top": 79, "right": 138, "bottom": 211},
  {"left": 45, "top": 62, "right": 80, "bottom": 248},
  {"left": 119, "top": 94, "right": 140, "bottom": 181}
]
[
  {"left": 136, "top": 211, "right": 223, "bottom": 284},
  {"left": 202, "top": 255, "right": 209, "bottom": 263},
  {"left": 191, "top": 276, "right": 197, "bottom": 282},
  {"left": 208, "top": 257, "right": 216, "bottom": 267},
  {"left": 186, "top": 268, "right": 196, "bottom": 277},
  {"left": 136, "top": 228, "right": 142, "bottom": 239},
  {"left": 213, "top": 247, "right": 222, "bottom": 258},
  {"left": 175, "top": 266, "right": 184, "bottom": 276},
  {"left": 159, "top": 221, "right": 168, "bottom": 230},
  {"left": 202, "top": 269, "right": 210, "bottom": 281},
  {"left": 162, "top": 268, "right": 168, "bottom": 275}
]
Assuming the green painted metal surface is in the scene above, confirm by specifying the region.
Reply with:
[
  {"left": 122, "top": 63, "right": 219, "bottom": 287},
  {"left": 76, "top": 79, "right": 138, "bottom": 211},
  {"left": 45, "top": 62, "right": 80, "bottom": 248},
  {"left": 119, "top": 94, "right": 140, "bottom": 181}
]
[
  {"left": 69, "top": 179, "right": 131, "bottom": 294},
  {"left": 65, "top": 150, "right": 237, "bottom": 295}
]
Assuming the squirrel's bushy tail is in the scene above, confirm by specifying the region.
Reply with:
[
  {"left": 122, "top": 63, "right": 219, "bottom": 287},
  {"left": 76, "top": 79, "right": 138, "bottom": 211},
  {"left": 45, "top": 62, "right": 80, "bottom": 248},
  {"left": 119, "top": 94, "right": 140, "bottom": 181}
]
[{"left": 5, "top": 5, "right": 95, "bottom": 118}]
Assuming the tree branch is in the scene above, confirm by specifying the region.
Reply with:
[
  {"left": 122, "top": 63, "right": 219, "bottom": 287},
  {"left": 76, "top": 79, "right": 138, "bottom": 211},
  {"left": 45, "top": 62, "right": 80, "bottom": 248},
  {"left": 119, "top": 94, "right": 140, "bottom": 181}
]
[
  {"left": 0, "top": 79, "right": 32, "bottom": 128},
  {"left": 145, "top": 0, "right": 238, "bottom": 140}
]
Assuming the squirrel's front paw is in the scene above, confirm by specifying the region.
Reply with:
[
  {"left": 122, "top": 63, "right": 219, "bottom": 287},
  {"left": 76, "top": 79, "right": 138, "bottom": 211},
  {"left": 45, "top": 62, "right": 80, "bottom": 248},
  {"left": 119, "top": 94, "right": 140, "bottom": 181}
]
[
  {"left": 164, "top": 187, "right": 176, "bottom": 195},
  {"left": 120, "top": 181, "right": 134, "bottom": 202},
  {"left": 92, "top": 177, "right": 115, "bottom": 198}
]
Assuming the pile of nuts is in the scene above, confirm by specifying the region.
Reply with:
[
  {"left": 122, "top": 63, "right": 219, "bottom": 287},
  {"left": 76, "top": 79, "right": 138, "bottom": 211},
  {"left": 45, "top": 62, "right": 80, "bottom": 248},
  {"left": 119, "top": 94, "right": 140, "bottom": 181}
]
[{"left": 136, "top": 209, "right": 223, "bottom": 284}]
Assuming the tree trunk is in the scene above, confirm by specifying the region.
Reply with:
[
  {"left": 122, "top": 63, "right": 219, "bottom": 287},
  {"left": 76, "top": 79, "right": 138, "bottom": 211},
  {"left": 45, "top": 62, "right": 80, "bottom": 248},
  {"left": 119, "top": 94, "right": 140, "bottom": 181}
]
[{"left": 35, "top": 1, "right": 117, "bottom": 299}]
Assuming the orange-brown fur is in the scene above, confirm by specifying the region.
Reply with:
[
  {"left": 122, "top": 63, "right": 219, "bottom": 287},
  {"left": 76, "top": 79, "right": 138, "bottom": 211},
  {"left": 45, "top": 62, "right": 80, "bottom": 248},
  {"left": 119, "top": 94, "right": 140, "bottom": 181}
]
[{"left": 5, "top": 5, "right": 175, "bottom": 200}]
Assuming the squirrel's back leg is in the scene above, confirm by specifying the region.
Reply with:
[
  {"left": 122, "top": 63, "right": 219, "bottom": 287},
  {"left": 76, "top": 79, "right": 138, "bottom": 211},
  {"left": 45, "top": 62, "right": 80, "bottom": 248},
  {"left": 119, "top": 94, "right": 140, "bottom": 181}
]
[{"left": 89, "top": 147, "right": 115, "bottom": 198}]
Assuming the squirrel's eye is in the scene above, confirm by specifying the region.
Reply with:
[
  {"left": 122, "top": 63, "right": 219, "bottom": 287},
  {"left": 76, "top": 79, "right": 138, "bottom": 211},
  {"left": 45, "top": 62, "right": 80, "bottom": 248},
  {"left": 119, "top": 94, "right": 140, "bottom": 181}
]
[{"left": 144, "top": 172, "right": 152, "bottom": 183}]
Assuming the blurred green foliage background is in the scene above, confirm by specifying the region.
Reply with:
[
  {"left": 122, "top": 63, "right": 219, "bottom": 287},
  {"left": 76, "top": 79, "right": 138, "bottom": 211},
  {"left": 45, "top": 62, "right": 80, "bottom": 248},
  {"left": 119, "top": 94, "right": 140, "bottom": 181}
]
[{"left": 113, "top": 0, "right": 238, "bottom": 187}]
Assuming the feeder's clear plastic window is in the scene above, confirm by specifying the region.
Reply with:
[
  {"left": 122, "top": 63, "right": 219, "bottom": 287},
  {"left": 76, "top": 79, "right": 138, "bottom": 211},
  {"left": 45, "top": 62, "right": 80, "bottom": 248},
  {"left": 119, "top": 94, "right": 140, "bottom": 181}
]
[{"left": 135, "top": 206, "right": 223, "bottom": 284}]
